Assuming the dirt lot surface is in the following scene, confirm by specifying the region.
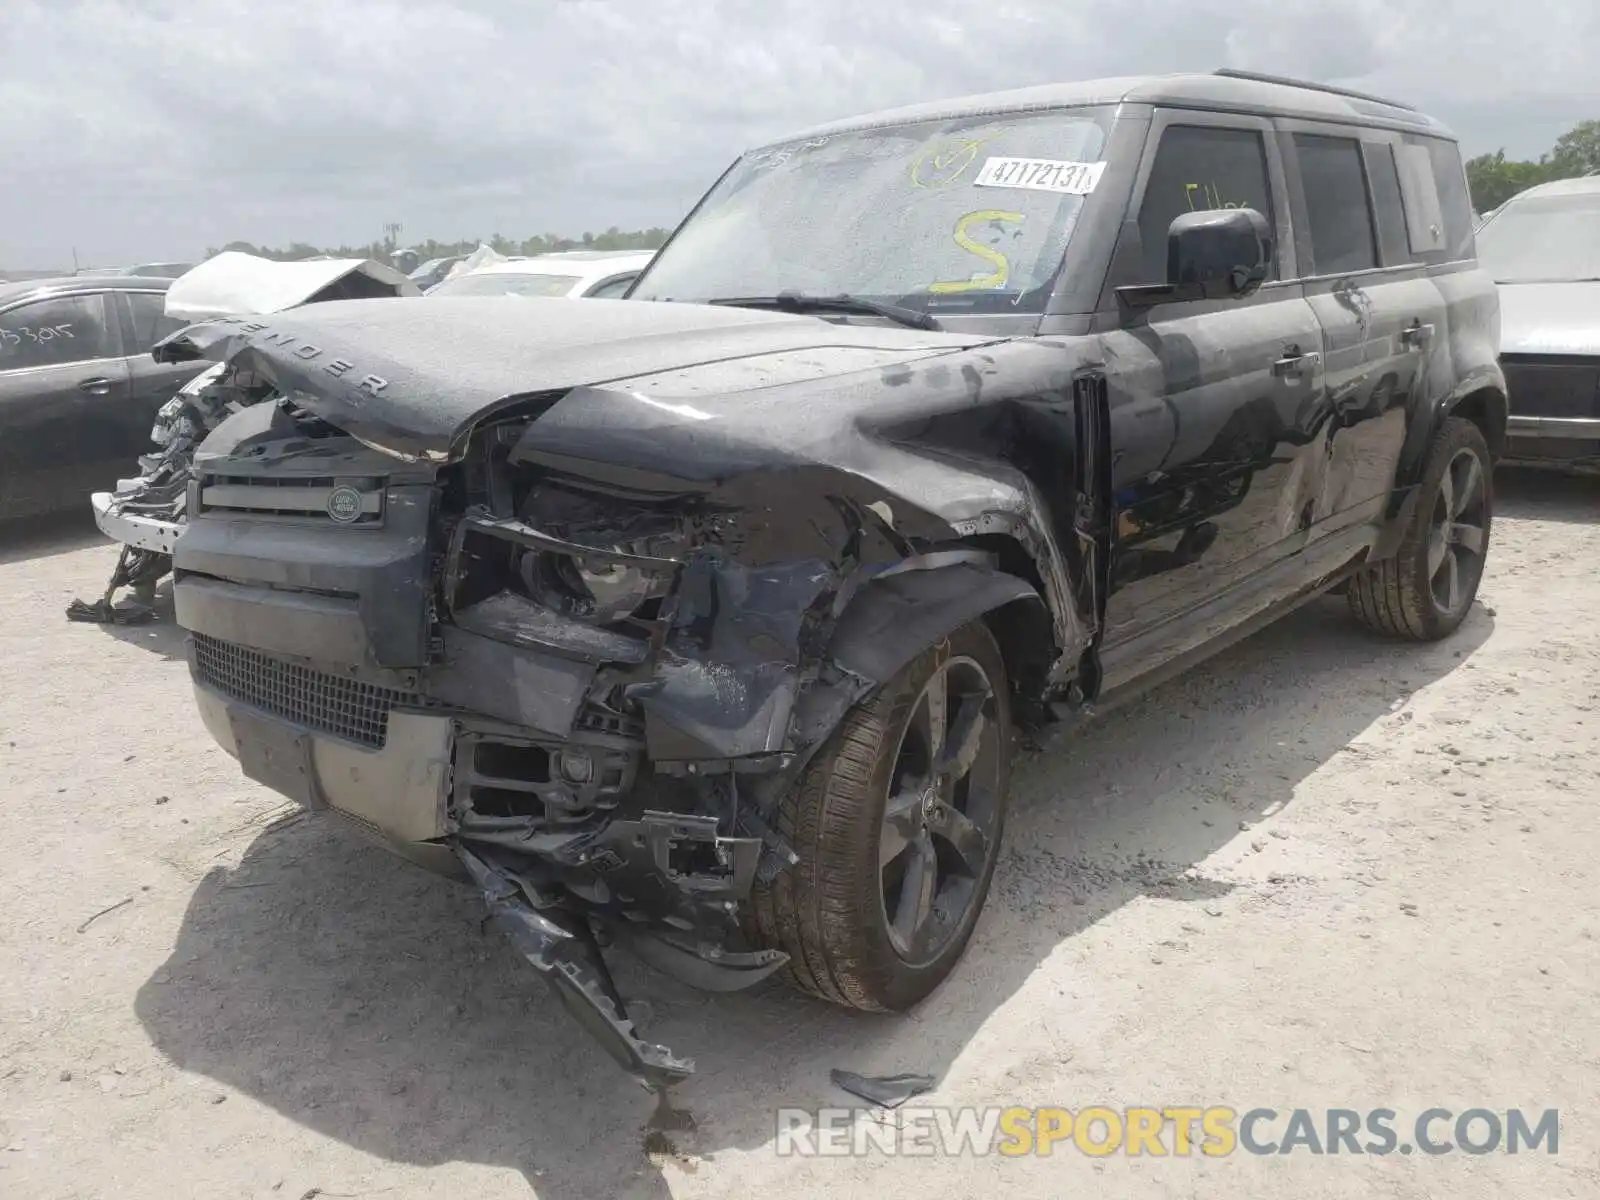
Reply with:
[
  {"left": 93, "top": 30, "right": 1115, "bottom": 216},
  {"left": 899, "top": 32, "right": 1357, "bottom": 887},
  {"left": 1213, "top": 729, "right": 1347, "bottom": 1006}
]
[{"left": 2, "top": 471, "right": 1597, "bottom": 1199}]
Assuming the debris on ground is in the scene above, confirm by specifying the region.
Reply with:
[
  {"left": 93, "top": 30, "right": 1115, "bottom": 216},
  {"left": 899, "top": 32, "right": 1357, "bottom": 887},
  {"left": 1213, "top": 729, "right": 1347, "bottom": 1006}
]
[
  {"left": 76, "top": 897, "right": 134, "bottom": 934},
  {"left": 830, "top": 1069, "right": 937, "bottom": 1108}
]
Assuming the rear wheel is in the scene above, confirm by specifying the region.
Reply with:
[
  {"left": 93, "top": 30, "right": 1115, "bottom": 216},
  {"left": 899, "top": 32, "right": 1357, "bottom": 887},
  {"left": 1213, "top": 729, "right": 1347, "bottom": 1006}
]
[
  {"left": 748, "top": 619, "right": 1011, "bottom": 1012},
  {"left": 1348, "top": 416, "right": 1492, "bottom": 641}
]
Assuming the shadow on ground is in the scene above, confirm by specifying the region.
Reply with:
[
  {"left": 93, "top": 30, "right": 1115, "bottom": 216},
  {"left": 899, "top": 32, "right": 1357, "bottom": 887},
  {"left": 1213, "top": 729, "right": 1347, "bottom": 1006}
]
[
  {"left": 135, "top": 596, "right": 1491, "bottom": 1198},
  {"left": 1496, "top": 466, "right": 1598, "bottom": 525},
  {"left": 0, "top": 510, "right": 105, "bottom": 566},
  {"left": 89, "top": 580, "right": 188, "bottom": 661}
]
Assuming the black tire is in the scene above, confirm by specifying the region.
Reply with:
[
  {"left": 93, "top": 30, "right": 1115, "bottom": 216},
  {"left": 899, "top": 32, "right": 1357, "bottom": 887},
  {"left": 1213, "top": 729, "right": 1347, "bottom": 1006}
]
[
  {"left": 1348, "top": 416, "right": 1492, "bottom": 641},
  {"left": 747, "top": 619, "right": 1012, "bottom": 1012}
]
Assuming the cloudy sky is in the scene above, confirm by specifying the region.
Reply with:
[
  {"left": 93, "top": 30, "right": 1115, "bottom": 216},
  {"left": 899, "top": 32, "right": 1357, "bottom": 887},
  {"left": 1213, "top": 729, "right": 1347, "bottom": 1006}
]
[{"left": 2, "top": 0, "right": 1593, "bottom": 268}]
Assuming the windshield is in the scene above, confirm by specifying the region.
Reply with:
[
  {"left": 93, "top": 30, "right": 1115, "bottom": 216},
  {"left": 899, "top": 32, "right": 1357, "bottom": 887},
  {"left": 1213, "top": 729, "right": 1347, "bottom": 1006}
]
[
  {"left": 634, "top": 108, "right": 1110, "bottom": 315},
  {"left": 1475, "top": 191, "right": 1600, "bottom": 283},
  {"left": 427, "top": 272, "right": 581, "bottom": 298}
]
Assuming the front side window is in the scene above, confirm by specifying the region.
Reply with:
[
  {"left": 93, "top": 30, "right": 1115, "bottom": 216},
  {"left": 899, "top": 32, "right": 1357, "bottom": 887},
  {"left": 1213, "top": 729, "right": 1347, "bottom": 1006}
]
[
  {"left": 1137, "top": 125, "right": 1277, "bottom": 283},
  {"left": 1475, "top": 190, "right": 1600, "bottom": 283},
  {"left": 126, "top": 291, "right": 188, "bottom": 348},
  {"left": 0, "top": 294, "right": 112, "bottom": 371},
  {"left": 1294, "top": 134, "right": 1378, "bottom": 275},
  {"left": 428, "top": 272, "right": 582, "bottom": 298},
  {"left": 633, "top": 108, "right": 1111, "bottom": 315}
]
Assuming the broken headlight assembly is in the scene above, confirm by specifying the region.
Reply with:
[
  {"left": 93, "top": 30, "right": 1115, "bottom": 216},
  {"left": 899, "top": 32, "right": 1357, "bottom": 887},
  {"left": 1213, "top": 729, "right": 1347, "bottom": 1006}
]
[
  {"left": 519, "top": 546, "right": 668, "bottom": 626},
  {"left": 446, "top": 487, "right": 689, "bottom": 638}
]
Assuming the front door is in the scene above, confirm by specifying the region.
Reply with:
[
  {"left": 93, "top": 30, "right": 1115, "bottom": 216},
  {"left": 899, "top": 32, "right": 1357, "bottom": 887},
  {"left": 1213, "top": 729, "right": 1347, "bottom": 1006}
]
[
  {"left": 0, "top": 292, "right": 131, "bottom": 518},
  {"left": 1095, "top": 111, "right": 1328, "bottom": 688}
]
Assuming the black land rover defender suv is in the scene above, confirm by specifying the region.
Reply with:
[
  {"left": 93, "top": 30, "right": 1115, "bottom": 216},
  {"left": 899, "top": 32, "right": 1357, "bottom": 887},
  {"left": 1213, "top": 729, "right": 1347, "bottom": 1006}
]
[{"left": 153, "top": 70, "right": 1505, "bottom": 1084}]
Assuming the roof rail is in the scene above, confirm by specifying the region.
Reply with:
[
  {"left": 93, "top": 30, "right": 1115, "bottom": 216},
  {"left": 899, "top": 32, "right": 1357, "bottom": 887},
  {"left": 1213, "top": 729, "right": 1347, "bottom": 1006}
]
[{"left": 1212, "top": 68, "right": 1417, "bottom": 112}]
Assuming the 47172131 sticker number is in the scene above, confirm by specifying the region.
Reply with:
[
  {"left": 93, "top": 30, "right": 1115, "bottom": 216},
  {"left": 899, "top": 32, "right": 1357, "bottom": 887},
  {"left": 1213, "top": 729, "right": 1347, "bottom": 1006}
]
[{"left": 974, "top": 157, "right": 1106, "bottom": 195}]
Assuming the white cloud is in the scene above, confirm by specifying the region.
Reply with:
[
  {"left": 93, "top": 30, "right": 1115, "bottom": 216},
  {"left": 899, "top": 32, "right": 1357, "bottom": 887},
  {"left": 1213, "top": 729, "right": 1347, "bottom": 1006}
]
[{"left": 1, "top": 0, "right": 1591, "bottom": 266}]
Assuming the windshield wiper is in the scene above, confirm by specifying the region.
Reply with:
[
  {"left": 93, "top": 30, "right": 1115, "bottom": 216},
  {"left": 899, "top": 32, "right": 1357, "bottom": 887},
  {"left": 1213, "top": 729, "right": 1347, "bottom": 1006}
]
[{"left": 707, "top": 291, "right": 942, "bottom": 331}]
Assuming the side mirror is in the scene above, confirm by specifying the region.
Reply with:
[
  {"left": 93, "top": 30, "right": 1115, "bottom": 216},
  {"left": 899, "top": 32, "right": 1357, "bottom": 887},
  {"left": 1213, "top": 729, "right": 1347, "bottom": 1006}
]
[{"left": 1117, "top": 207, "right": 1273, "bottom": 310}]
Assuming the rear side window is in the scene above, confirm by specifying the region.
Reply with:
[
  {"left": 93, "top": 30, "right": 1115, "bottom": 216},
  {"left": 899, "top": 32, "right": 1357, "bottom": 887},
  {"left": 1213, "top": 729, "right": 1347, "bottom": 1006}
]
[
  {"left": 125, "top": 291, "right": 187, "bottom": 348},
  {"left": 1293, "top": 134, "right": 1378, "bottom": 275},
  {"left": 1137, "top": 125, "right": 1277, "bottom": 283},
  {"left": 1362, "top": 143, "right": 1413, "bottom": 266},
  {"left": 0, "top": 294, "right": 112, "bottom": 371}
]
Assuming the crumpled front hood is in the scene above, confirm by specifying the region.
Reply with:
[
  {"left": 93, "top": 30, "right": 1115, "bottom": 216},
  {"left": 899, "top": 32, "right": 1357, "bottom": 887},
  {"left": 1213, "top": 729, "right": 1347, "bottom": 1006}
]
[
  {"left": 154, "top": 296, "right": 989, "bottom": 458},
  {"left": 1498, "top": 282, "right": 1600, "bottom": 357}
]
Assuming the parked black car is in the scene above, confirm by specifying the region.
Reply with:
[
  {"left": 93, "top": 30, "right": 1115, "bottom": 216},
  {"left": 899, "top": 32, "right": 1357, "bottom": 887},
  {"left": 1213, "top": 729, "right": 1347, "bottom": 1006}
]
[
  {"left": 153, "top": 70, "right": 1505, "bottom": 1087},
  {"left": 1, "top": 276, "right": 206, "bottom": 521}
]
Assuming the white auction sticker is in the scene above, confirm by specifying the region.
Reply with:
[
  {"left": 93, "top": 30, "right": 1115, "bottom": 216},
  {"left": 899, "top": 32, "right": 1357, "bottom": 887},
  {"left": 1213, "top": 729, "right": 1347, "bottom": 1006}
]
[{"left": 973, "top": 157, "right": 1106, "bottom": 195}]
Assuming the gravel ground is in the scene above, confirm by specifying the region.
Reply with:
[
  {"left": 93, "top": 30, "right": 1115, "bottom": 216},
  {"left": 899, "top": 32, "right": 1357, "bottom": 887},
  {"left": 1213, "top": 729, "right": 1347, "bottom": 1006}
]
[{"left": 1, "top": 470, "right": 1596, "bottom": 1200}]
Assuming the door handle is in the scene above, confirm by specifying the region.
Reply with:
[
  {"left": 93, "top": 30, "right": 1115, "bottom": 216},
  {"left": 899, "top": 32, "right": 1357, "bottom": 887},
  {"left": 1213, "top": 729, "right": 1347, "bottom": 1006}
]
[
  {"left": 1272, "top": 349, "right": 1320, "bottom": 379},
  {"left": 78, "top": 376, "right": 113, "bottom": 395},
  {"left": 1400, "top": 321, "right": 1435, "bottom": 351}
]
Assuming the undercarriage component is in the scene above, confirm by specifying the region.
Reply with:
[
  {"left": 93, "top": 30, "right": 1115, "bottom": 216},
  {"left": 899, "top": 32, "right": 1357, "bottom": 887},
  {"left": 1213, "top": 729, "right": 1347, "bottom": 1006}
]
[
  {"left": 617, "top": 928, "right": 788, "bottom": 993},
  {"left": 65, "top": 544, "right": 170, "bottom": 624},
  {"left": 456, "top": 844, "right": 694, "bottom": 1088}
]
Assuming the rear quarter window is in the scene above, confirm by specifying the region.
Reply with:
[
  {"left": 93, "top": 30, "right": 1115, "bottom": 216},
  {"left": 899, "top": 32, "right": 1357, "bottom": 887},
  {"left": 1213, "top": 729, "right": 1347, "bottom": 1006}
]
[{"left": 1397, "top": 135, "right": 1476, "bottom": 263}]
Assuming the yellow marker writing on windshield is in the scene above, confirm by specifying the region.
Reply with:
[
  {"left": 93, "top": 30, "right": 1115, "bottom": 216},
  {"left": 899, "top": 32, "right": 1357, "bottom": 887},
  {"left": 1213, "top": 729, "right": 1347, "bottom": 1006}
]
[{"left": 930, "top": 209, "right": 1024, "bottom": 294}]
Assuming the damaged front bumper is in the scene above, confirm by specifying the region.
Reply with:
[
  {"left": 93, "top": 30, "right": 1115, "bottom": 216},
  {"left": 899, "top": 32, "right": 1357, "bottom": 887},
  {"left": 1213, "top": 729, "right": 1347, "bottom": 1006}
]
[
  {"left": 176, "top": 499, "right": 814, "bottom": 1086},
  {"left": 91, "top": 490, "right": 184, "bottom": 555}
]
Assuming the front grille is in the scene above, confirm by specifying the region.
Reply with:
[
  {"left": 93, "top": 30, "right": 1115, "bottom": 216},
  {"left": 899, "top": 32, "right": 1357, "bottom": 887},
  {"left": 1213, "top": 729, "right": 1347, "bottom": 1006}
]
[
  {"left": 193, "top": 633, "right": 419, "bottom": 748},
  {"left": 198, "top": 474, "right": 386, "bottom": 525},
  {"left": 1500, "top": 356, "right": 1600, "bottom": 421}
]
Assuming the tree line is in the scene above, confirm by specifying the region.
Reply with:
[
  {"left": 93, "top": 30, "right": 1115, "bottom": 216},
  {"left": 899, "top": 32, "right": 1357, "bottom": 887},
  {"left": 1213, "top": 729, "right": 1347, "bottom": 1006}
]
[
  {"left": 207, "top": 224, "right": 673, "bottom": 265},
  {"left": 1466, "top": 119, "right": 1599, "bottom": 212}
]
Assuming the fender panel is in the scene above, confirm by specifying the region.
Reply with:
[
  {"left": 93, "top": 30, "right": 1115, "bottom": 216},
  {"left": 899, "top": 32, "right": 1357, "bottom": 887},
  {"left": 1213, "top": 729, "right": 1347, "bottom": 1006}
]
[
  {"left": 828, "top": 561, "right": 1042, "bottom": 685},
  {"left": 1375, "top": 368, "right": 1507, "bottom": 560}
]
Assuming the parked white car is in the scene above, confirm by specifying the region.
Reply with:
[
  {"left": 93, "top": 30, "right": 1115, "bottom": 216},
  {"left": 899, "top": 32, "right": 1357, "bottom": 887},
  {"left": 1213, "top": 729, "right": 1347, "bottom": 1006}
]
[{"left": 424, "top": 250, "right": 654, "bottom": 299}]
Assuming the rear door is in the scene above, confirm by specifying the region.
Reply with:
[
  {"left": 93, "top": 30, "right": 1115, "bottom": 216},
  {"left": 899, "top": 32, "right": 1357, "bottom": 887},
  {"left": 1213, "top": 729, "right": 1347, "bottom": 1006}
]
[
  {"left": 1096, "top": 110, "right": 1328, "bottom": 682},
  {"left": 0, "top": 291, "right": 131, "bottom": 518},
  {"left": 1278, "top": 124, "right": 1448, "bottom": 554},
  {"left": 118, "top": 289, "right": 206, "bottom": 456}
]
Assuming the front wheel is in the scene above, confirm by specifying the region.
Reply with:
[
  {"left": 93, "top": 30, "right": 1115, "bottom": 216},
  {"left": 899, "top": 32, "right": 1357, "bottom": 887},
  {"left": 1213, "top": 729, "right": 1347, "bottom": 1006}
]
[
  {"left": 1348, "top": 416, "right": 1492, "bottom": 641},
  {"left": 747, "top": 619, "right": 1012, "bottom": 1012}
]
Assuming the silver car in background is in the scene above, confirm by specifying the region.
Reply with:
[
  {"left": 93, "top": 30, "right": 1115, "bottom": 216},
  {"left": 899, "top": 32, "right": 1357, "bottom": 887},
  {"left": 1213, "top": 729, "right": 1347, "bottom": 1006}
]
[{"left": 1476, "top": 174, "right": 1600, "bottom": 468}]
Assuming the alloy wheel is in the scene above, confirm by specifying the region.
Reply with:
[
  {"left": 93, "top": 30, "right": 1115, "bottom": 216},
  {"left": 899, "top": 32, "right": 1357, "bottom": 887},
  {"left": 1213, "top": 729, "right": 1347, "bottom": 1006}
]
[{"left": 878, "top": 654, "right": 1004, "bottom": 966}]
